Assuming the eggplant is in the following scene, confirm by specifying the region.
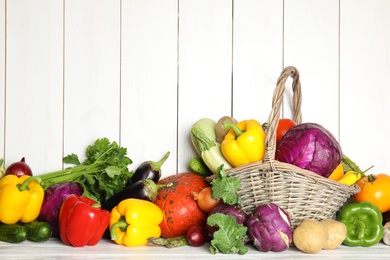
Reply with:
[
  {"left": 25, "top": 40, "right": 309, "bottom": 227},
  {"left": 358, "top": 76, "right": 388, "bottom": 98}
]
[
  {"left": 129, "top": 151, "right": 170, "bottom": 184},
  {"left": 101, "top": 179, "right": 167, "bottom": 212}
]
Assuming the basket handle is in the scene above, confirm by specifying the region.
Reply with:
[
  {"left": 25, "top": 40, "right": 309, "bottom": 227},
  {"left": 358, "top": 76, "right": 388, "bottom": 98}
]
[{"left": 264, "top": 66, "right": 302, "bottom": 163}]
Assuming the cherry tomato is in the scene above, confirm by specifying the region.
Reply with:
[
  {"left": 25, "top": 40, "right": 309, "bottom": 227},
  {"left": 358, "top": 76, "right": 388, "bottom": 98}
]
[{"left": 276, "top": 118, "right": 296, "bottom": 143}]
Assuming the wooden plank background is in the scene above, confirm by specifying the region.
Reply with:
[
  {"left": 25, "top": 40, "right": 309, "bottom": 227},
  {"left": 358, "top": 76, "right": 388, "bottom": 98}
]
[{"left": 1, "top": 0, "right": 389, "bottom": 178}]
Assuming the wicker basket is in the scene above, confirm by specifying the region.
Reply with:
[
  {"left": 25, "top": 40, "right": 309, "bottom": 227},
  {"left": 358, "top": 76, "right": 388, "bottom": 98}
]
[{"left": 226, "top": 66, "right": 360, "bottom": 229}]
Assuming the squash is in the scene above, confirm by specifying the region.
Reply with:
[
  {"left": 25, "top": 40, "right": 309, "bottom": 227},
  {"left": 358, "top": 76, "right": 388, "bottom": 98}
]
[{"left": 153, "top": 172, "right": 209, "bottom": 238}]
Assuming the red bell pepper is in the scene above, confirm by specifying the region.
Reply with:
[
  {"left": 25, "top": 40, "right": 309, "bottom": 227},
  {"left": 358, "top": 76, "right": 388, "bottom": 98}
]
[{"left": 59, "top": 194, "right": 110, "bottom": 247}]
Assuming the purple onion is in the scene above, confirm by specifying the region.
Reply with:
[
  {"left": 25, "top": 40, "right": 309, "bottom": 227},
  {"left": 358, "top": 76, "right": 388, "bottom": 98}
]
[
  {"left": 38, "top": 182, "right": 83, "bottom": 237},
  {"left": 245, "top": 203, "right": 292, "bottom": 252}
]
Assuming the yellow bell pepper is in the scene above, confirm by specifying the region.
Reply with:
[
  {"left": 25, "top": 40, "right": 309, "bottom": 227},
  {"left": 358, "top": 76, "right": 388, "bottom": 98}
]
[
  {"left": 0, "top": 175, "right": 44, "bottom": 224},
  {"left": 328, "top": 163, "right": 344, "bottom": 181},
  {"left": 221, "top": 119, "right": 266, "bottom": 167},
  {"left": 338, "top": 165, "right": 373, "bottom": 186},
  {"left": 109, "top": 198, "right": 163, "bottom": 247},
  {"left": 338, "top": 171, "right": 361, "bottom": 186}
]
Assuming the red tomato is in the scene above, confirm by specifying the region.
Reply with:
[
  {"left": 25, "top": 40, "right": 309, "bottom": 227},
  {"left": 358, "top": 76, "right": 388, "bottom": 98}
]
[{"left": 276, "top": 118, "right": 296, "bottom": 143}]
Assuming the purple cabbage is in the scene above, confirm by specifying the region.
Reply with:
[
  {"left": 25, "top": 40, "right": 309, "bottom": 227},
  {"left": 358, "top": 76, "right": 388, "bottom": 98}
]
[
  {"left": 206, "top": 203, "right": 248, "bottom": 237},
  {"left": 245, "top": 203, "right": 292, "bottom": 252},
  {"left": 275, "top": 122, "right": 342, "bottom": 178},
  {"left": 38, "top": 182, "right": 83, "bottom": 237}
]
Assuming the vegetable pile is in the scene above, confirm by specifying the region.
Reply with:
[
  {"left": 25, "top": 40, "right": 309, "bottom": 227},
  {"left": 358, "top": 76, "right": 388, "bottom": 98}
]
[
  {"left": 0, "top": 112, "right": 389, "bottom": 256},
  {"left": 183, "top": 115, "right": 388, "bottom": 254}
]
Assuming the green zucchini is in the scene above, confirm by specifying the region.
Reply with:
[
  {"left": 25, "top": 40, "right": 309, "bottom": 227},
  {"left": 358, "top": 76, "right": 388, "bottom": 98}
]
[
  {"left": 24, "top": 221, "right": 52, "bottom": 242},
  {"left": 0, "top": 223, "right": 27, "bottom": 243},
  {"left": 191, "top": 127, "right": 232, "bottom": 174},
  {"left": 189, "top": 156, "right": 212, "bottom": 176},
  {"left": 190, "top": 118, "right": 217, "bottom": 155}
]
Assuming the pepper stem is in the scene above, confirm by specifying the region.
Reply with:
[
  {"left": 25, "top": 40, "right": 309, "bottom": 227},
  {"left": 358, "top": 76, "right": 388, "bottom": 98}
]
[
  {"left": 222, "top": 122, "right": 244, "bottom": 138},
  {"left": 110, "top": 219, "right": 128, "bottom": 241},
  {"left": 91, "top": 203, "right": 102, "bottom": 209},
  {"left": 18, "top": 176, "right": 42, "bottom": 191},
  {"left": 354, "top": 219, "right": 366, "bottom": 240}
]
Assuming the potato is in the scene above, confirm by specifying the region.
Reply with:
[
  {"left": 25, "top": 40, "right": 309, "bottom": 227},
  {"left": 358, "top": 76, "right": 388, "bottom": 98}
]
[
  {"left": 320, "top": 218, "right": 347, "bottom": 250},
  {"left": 293, "top": 219, "right": 328, "bottom": 254},
  {"left": 215, "top": 116, "right": 238, "bottom": 143}
]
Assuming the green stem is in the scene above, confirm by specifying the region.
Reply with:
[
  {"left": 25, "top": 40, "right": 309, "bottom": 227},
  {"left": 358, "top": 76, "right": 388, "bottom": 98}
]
[
  {"left": 91, "top": 203, "right": 101, "bottom": 208},
  {"left": 222, "top": 122, "right": 244, "bottom": 138},
  {"left": 149, "top": 151, "right": 170, "bottom": 171},
  {"left": 18, "top": 176, "right": 42, "bottom": 191},
  {"left": 110, "top": 219, "right": 128, "bottom": 241},
  {"left": 38, "top": 161, "right": 104, "bottom": 190},
  {"left": 367, "top": 174, "right": 376, "bottom": 183},
  {"left": 360, "top": 165, "right": 374, "bottom": 178},
  {"left": 342, "top": 154, "right": 363, "bottom": 173},
  {"left": 38, "top": 162, "right": 101, "bottom": 180},
  {"left": 143, "top": 179, "right": 171, "bottom": 201},
  {"left": 148, "top": 236, "right": 188, "bottom": 248},
  {"left": 39, "top": 145, "right": 113, "bottom": 185},
  {"left": 354, "top": 219, "right": 366, "bottom": 240},
  {"left": 191, "top": 128, "right": 216, "bottom": 152},
  {"left": 93, "top": 145, "right": 115, "bottom": 163}
]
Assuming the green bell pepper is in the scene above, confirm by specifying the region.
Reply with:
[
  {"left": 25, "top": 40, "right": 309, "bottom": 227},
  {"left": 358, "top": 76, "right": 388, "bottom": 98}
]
[{"left": 337, "top": 201, "right": 384, "bottom": 247}]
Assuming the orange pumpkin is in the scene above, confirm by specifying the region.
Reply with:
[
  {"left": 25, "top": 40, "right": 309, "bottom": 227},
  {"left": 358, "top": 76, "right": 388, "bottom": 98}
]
[{"left": 153, "top": 172, "right": 209, "bottom": 238}]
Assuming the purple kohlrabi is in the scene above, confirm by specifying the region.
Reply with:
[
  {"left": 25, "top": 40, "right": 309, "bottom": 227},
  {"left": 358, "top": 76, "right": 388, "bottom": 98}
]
[
  {"left": 38, "top": 182, "right": 83, "bottom": 237},
  {"left": 245, "top": 203, "right": 292, "bottom": 252},
  {"left": 206, "top": 203, "right": 248, "bottom": 238}
]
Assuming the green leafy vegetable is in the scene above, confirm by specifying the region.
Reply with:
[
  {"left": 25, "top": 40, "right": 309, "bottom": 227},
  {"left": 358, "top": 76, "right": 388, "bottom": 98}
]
[
  {"left": 36, "top": 138, "right": 133, "bottom": 204},
  {"left": 207, "top": 213, "right": 248, "bottom": 255},
  {"left": 211, "top": 165, "right": 241, "bottom": 205}
]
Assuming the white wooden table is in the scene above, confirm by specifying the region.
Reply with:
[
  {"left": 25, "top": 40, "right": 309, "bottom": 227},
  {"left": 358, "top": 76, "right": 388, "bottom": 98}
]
[{"left": 1, "top": 238, "right": 389, "bottom": 260}]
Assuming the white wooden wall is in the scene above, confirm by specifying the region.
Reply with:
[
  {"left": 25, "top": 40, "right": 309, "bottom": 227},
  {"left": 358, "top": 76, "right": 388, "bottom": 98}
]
[{"left": 1, "top": 0, "right": 389, "bottom": 178}]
